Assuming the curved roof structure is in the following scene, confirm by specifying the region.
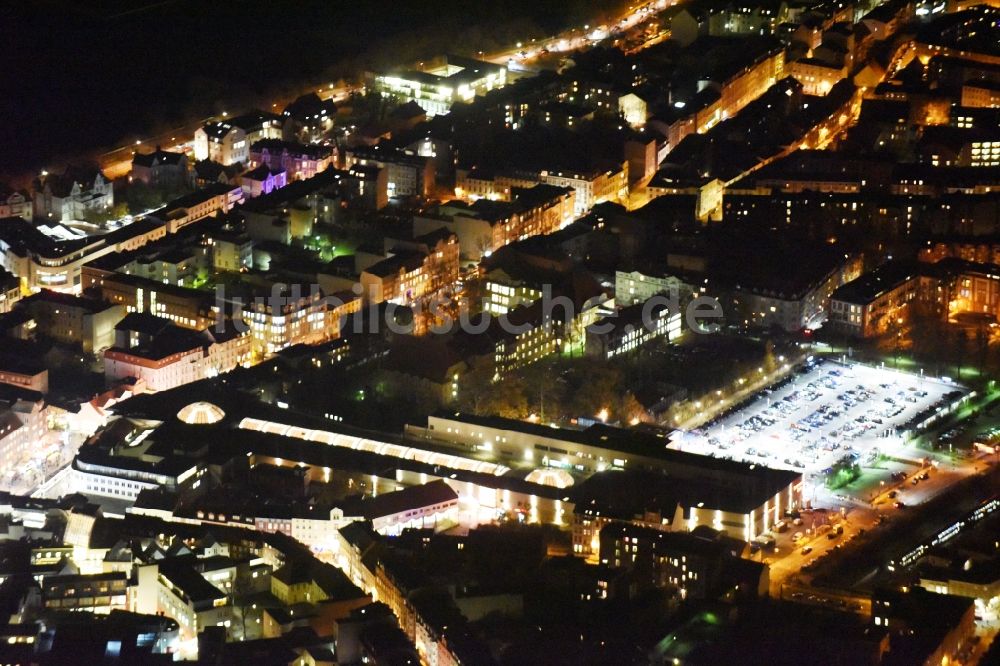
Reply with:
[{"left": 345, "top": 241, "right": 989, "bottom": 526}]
[
  {"left": 177, "top": 402, "right": 226, "bottom": 425},
  {"left": 525, "top": 468, "right": 575, "bottom": 489},
  {"left": 239, "top": 417, "right": 510, "bottom": 476}
]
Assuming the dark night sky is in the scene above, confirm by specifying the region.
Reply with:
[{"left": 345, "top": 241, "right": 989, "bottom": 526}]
[{"left": 0, "top": 0, "right": 624, "bottom": 179}]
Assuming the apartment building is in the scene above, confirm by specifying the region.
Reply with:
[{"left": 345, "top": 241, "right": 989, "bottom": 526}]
[
  {"left": 615, "top": 269, "right": 696, "bottom": 307},
  {"left": 135, "top": 561, "right": 230, "bottom": 642},
  {"left": 414, "top": 184, "right": 576, "bottom": 261},
  {"left": 360, "top": 230, "right": 460, "bottom": 305},
  {"left": 131, "top": 149, "right": 191, "bottom": 188},
  {"left": 456, "top": 163, "right": 627, "bottom": 218},
  {"left": 248, "top": 139, "right": 334, "bottom": 181},
  {"left": 161, "top": 183, "right": 244, "bottom": 233},
  {"left": 83, "top": 267, "right": 217, "bottom": 330},
  {"left": 43, "top": 572, "right": 128, "bottom": 613},
  {"left": 344, "top": 146, "right": 435, "bottom": 199},
  {"left": 828, "top": 261, "right": 927, "bottom": 337},
  {"left": 33, "top": 167, "right": 114, "bottom": 222},
  {"left": 492, "top": 301, "right": 561, "bottom": 378},
  {"left": 22, "top": 290, "right": 126, "bottom": 352},
  {"left": 0, "top": 396, "right": 47, "bottom": 480},
  {"left": 0, "top": 188, "right": 32, "bottom": 221},
  {"left": 103, "top": 314, "right": 251, "bottom": 391},
  {"left": 585, "top": 300, "right": 683, "bottom": 360},
  {"left": 194, "top": 111, "right": 283, "bottom": 166},
  {"left": 226, "top": 282, "right": 327, "bottom": 357}
]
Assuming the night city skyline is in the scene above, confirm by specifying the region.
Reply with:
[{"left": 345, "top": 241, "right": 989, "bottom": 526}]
[{"left": 0, "top": 0, "right": 999, "bottom": 664}]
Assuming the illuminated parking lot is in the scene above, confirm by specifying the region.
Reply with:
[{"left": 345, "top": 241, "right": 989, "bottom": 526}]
[{"left": 673, "top": 360, "right": 966, "bottom": 477}]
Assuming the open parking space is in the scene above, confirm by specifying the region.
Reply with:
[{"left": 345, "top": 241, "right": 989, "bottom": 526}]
[{"left": 673, "top": 360, "right": 966, "bottom": 479}]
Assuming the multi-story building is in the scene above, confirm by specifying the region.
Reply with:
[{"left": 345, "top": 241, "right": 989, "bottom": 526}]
[
  {"left": 415, "top": 184, "right": 577, "bottom": 262},
  {"left": 160, "top": 183, "right": 244, "bottom": 233},
  {"left": 344, "top": 146, "right": 434, "bottom": 199},
  {"left": 0, "top": 357, "right": 47, "bottom": 393},
  {"left": 360, "top": 252, "right": 430, "bottom": 305},
  {"left": 968, "top": 139, "right": 1000, "bottom": 167},
  {"left": 247, "top": 139, "right": 333, "bottom": 181},
  {"left": 482, "top": 269, "right": 544, "bottom": 316},
  {"left": 571, "top": 493, "right": 685, "bottom": 563},
  {"left": 70, "top": 422, "right": 202, "bottom": 501},
  {"left": 33, "top": 167, "right": 113, "bottom": 222},
  {"left": 82, "top": 267, "right": 217, "bottom": 330},
  {"left": 534, "top": 101, "right": 596, "bottom": 129},
  {"left": 131, "top": 148, "right": 191, "bottom": 188},
  {"left": 912, "top": 6, "right": 1000, "bottom": 67},
  {"left": 787, "top": 57, "right": 847, "bottom": 96},
  {"left": 209, "top": 229, "right": 254, "bottom": 272},
  {"left": 453, "top": 167, "right": 528, "bottom": 201},
  {"left": 103, "top": 313, "right": 250, "bottom": 390},
  {"left": 385, "top": 227, "right": 460, "bottom": 292},
  {"left": 417, "top": 412, "right": 803, "bottom": 540},
  {"left": 42, "top": 572, "right": 128, "bottom": 612},
  {"left": 22, "top": 290, "right": 126, "bottom": 352},
  {"left": 813, "top": 255, "right": 1000, "bottom": 338},
  {"left": 961, "top": 83, "right": 1000, "bottom": 109},
  {"left": 615, "top": 269, "right": 696, "bottom": 307},
  {"left": 135, "top": 561, "right": 230, "bottom": 642},
  {"left": 455, "top": 163, "right": 627, "bottom": 218},
  {"left": 370, "top": 55, "right": 507, "bottom": 116},
  {"left": 360, "top": 229, "right": 460, "bottom": 305},
  {"left": 599, "top": 524, "right": 732, "bottom": 599},
  {"left": 194, "top": 111, "right": 283, "bottom": 166},
  {"left": 346, "top": 164, "right": 389, "bottom": 210},
  {"left": 655, "top": 41, "right": 785, "bottom": 150},
  {"left": 0, "top": 268, "right": 21, "bottom": 313},
  {"left": 870, "top": 588, "right": 976, "bottom": 666},
  {"left": 723, "top": 253, "right": 864, "bottom": 332},
  {"left": 240, "top": 165, "right": 287, "bottom": 198},
  {"left": 827, "top": 260, "right": 930, "bottom": 338},
  {"left": 0, "top": 396, "right": 48, "bottom": 480},
  {"left": 195, "top": 122, "right": 247, "bottom": 166},
  {"left": 281, "top": 92, "right": 337, "bottom": 143},
  {"left": 338, "top": 481, "right": 460, "bottom": 537},
  {"left": 919, "top": 555, "right": 1000, "bottom": 600},
  {"left": 0, "top": 218, "right": 168, "bottom": 293},
  {"left": 268, "top": 560, "right": 367, "bottom": 612},
  {"left": 114, "top": 246, "right": 207, "bottom": 288},
  {"left": 491, "top": 301, "right": 560, "bottom": 378},
  {"left": 225, "top": 282, "right": 327, "bottom": 357},
  {"left": 0, "top": 187, "right": 33, "bottom": 221},
  {"left": 710, "top": 0, "right": 789, "bottom": 36},
  {"left": 538, "top": 164, "right": 629, "bottom": 217},
  {"left": 935, "top": 258, "right": 1000, "bottom": 320},
  {"left": 585, "top": 299, "right": 683, "bottom": 360}
]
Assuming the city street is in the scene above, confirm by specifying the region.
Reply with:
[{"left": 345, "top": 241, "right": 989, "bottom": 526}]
[{"left": 0, "top": 426, "right": 88, "bottom": 497}]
